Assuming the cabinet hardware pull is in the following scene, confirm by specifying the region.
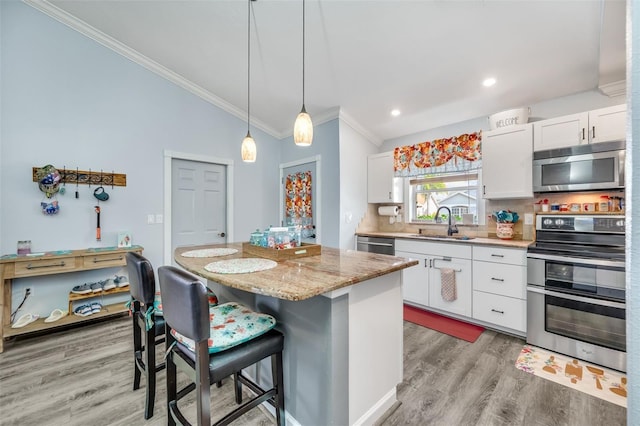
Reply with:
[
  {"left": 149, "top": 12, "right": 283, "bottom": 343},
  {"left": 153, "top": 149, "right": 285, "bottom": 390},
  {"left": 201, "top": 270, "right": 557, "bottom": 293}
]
[
  {"left": 441, "top": 256, "right": 452, "bottom": 262},
  {"left": 592, "top": 126, "right": 595, "bottom": 139},
  {"left": 483, "top": 185, "right": 486, "bottom": 195},
  {"left": 490, "top": 254, "right": 504, "bottom": 258},
  {"left": 92, "top": 256, "right": 123, "bottom": 263},
  {"left": 582, "top": 128, "right": 585, "bottom": 140},
  {"left": 491, "top": 308, "right": 505, "bottom": 314},
  {"left": 388, "top": 191, "right": 392, "bottom": 200},
  {"left": 27, "top": 261, "right": 66, "bottom": 269},
  {"left": 425, "top": 259, "right": 429, "bottom": 268},
  {"left": 491, "top": 277, "right": 505, "bottom": 282}
]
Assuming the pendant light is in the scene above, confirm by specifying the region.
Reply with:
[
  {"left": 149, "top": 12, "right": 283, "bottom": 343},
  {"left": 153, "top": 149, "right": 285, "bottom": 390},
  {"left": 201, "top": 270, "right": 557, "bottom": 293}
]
[
  {"left": 241, "top": 0, "right": 257, "bottom": 162},
  {"left": 293, "top": 0, "right": 313, "bottom": 146}
]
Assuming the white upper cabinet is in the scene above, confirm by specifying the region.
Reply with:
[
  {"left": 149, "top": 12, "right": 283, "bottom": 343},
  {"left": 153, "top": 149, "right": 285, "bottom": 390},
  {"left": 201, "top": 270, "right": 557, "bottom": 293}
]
[
  {"left": 482, "top": 123, "right": 533, "bottom": 199},
  {"left": 533, "top": 104, "right": 626, "bottom": 151},
  {"left": 367, "top": 151, "right": 403, "bottom": 203},
  {"left": 589, "top": 104, "right": 627, "bottom": 144}
]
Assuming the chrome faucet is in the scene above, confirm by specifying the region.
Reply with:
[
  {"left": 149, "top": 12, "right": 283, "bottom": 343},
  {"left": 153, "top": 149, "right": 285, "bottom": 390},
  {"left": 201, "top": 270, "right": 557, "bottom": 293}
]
[{"left": 435, "top": 206, "right": 459, "bottom": 236}]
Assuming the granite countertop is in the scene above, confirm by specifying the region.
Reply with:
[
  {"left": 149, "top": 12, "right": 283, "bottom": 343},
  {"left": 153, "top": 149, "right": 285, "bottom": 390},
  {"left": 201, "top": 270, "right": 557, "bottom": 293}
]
[
  {"left": 356, "top": 231, "right": 533, "bottom": 249},
  {"left": 175, "top": 243, "right": 418, "bottom": 301}
]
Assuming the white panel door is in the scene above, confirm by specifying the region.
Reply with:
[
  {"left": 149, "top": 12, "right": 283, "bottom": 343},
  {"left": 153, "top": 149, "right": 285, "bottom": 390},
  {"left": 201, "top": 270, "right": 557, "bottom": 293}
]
[
  {"left": 171, "top": 159, "right": 226, "bottom": 253},
  {"left": 282, "top": 162, "right": 316, "bottom": 244}
]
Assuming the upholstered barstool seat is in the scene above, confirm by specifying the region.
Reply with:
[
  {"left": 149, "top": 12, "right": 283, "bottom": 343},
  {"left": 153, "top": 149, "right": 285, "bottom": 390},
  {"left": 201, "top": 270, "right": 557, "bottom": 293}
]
[{"left": 158, "top": 265, "right": 285, "bottom": 426}]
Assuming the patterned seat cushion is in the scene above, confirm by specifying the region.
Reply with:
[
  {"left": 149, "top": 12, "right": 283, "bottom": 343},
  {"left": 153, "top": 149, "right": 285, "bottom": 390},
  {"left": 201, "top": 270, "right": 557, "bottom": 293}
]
[
  {"left": 154, "top": 288, "right": 218, "bottom": 316},
  {"left": 170, "top": 302, "right": 276, "bottom": 354}
]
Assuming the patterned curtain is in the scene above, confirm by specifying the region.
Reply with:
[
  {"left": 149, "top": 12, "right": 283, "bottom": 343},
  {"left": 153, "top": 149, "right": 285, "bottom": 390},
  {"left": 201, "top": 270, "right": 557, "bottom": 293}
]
[
  {"left": 393, "top": 131, "right": 482, "bottom": 177},
  {"left": 285, "top": 171, "right": 312, "bottom": 220}
]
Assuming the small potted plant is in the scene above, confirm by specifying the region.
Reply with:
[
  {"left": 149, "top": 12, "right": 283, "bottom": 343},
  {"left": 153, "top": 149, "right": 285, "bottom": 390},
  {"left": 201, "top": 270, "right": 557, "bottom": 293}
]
[{"left": 492, "top": 210, "right": 519, "bottom": 239}]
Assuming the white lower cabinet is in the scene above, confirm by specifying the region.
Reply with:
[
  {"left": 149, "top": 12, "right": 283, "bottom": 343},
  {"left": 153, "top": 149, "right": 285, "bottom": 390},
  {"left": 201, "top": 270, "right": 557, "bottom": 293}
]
[
  {"left": 472, "top": 291, "right": 526, "bottom": 331},
  {"left": 396, "top": 240, "right": 472, "bottom": 317},
  {"left": 428, "top": 256, "right": 472, "bottom": 317},
  {"left": 472, "top": 246, "right": 527, "bottom": 333},
  {"left": 395, "top": 239, "right": 528, "bottom": 335},
  {"left": 395, "top": 251, "right": 430, "bottom": 307}
]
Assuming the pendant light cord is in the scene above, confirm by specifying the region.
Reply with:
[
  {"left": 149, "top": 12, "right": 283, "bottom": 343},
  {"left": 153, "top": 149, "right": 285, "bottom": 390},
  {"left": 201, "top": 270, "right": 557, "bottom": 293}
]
[
  {"left": 302, "top": 0, "right": 306, "bottom": 106},
  {"left": 247, "top": 0, "right": 251, "bottom": 134}
]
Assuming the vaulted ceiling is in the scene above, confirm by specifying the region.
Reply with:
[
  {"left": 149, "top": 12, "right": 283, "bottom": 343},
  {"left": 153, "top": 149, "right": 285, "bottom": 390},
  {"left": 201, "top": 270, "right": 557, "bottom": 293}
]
[{"left": 32, "top": 0, "right": 626, "bottom": 143}]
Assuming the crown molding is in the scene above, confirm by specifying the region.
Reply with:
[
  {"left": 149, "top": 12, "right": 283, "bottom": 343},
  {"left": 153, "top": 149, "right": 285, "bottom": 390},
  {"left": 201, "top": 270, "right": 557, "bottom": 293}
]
[
  {"left": 598, "top": 80, "right": 626, "bottom": 98},
  {"left": 23, "top": 0, "right": 281, "bottom": 138},
  {"left": 338, "top": 109, "right": 384, "bottom": 147}
]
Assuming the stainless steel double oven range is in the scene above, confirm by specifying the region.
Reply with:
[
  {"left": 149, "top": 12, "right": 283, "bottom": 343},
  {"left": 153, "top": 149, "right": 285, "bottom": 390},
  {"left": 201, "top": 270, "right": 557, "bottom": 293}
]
[{"left": 527, "top": 214, "right": 625, "bottom": 372}]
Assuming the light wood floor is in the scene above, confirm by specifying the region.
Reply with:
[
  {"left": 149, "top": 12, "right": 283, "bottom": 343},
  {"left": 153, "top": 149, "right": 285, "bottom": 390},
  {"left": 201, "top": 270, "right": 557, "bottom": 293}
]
[{"left": 0, "top": 318, "right": 626, "bottom": 425}]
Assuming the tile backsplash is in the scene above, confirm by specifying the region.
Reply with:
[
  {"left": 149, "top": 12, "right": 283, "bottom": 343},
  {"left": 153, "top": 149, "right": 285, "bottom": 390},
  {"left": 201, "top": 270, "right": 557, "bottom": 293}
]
[{"left": 356, "top": 190, "right": 624, "bottom": 242}]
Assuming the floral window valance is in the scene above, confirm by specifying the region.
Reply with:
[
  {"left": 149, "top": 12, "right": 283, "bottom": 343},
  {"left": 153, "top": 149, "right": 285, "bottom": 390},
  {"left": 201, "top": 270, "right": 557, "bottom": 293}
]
[{"left": 393, "top": 131, "right": 482, "bottom": 177}]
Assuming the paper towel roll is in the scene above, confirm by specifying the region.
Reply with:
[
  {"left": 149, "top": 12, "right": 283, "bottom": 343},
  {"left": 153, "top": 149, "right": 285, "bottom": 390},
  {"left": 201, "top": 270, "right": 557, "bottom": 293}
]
[{"left": 378, "top": 206, "right": 399, "bottom": 216}]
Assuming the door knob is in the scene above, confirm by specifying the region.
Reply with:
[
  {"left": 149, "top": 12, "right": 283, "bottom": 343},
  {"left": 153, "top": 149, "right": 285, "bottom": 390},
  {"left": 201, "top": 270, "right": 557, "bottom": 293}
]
[{"left": 218, "top": 232, "right": 226, "bottom": 238}]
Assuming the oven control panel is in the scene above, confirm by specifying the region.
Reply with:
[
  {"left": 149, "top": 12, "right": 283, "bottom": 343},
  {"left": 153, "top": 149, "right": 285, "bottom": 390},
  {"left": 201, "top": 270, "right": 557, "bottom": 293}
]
[{"left": 536, "top": 215, "right": 625, "bottom": 233}]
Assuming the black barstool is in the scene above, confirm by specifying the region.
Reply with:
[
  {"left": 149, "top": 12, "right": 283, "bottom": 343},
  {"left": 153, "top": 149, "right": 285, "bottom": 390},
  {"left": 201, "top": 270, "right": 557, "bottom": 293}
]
[
  {"left": 126, "top": 251, "right": 166, "bottom": 419},
  {"left": 158, "top": 265, "right": 285, "bottom": 426}
]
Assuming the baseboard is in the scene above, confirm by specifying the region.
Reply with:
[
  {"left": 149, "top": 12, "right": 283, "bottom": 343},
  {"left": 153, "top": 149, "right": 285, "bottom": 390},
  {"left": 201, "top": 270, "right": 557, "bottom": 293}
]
[{"left": 352, "top": 387, "right": 398, "bottom": 426}]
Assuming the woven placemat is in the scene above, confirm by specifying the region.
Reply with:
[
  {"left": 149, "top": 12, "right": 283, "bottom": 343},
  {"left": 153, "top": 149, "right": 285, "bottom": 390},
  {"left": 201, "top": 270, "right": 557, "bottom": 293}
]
[{"left": 204, "top": 258, "right": 277, "bottom": 274}]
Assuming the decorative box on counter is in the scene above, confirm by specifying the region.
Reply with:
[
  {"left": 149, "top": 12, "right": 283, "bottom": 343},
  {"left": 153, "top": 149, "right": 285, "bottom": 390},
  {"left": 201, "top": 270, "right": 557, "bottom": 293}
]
[{"left": 242, "top": 242, "right": 321, "bottom": 261}]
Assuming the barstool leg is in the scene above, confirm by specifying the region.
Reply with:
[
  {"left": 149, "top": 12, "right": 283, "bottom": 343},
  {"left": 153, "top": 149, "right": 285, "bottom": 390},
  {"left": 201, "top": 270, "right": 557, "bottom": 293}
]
[
  {"left": 166, "top": 348, "right": 178, "bottom": 426},
  {"left": 144, "top": 326, "right": 156, "bottom": 419},
  {"left": 234, "top": 372, "right": 242, "bottom": 404},
  {"left": 272, "top": 351, "right": 285, "bottom": 426},
  {"left": 132, "top": 309, "right": 142, "bottom": 391}
]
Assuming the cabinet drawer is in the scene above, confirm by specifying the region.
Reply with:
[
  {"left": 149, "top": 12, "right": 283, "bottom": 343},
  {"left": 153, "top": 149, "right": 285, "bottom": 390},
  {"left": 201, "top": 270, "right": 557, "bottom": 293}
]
[
  {"left": 395, "top": 239, "right": 471, "bottom": 259},
  {"left": 13, "top": 257, "right": 76, "bottom": 277},
  {"left": 473, "top": 246, "right": 526, "bottom": 265},
  {"left": 83, "top": 253, "right": 127, "bottom": 269},
  {"left": 473, "top": 261, "right": 526, "bottom": 299},
  {"left": 472, "top": 291, "right": 526, "bottom": 332}
]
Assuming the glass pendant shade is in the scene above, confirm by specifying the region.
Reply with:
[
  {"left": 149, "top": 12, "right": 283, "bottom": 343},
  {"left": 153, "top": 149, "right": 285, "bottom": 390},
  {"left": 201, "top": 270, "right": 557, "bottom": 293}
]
[
  {"left": 294, "top": 105, "right": 313, "bottom": 146},
  {"left": 241, "top": 131, "right": 257, "bottom": 162}
]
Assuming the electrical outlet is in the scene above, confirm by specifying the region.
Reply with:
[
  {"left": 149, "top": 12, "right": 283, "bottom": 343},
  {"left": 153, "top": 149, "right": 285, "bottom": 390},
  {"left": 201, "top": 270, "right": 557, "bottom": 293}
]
[
  {"left": 524, "top": 213, "right": 534, "bottom": 225},
  {"left": 155, "top": 214, "right": 164, "bottom": 224}
]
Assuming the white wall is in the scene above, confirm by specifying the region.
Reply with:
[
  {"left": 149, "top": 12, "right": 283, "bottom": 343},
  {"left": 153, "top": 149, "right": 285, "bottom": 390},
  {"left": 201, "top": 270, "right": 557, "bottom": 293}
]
[
  {"left": 339, "top": 118, "right": 378, "bottom": 250},
  {"left": 1, "top": 1, "right": 280, "bottom": 315}
]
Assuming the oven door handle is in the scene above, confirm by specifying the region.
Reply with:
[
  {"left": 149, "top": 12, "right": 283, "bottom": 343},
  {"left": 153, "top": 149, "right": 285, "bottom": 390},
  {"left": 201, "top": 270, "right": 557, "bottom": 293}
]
[
  {"left": 526, "top": 252, "right": 625, "bottom": 269},
  {"left": 527, "top": 285, "right": 626, "bottom": 309}
]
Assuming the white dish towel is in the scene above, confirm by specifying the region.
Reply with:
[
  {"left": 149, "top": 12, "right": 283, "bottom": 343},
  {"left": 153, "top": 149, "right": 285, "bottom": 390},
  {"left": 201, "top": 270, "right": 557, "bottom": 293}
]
[{"left": 440, "top": 268, "right": 457, "bottom": 302}]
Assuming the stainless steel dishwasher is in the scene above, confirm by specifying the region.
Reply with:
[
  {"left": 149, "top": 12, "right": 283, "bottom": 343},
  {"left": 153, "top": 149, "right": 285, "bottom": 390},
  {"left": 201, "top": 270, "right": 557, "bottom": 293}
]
[{"left": 356, "top": 235, "right": 395, "bottom": 255}]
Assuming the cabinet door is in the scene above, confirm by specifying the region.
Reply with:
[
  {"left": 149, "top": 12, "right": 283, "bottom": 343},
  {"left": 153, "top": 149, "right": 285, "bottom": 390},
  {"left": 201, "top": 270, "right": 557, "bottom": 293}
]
[
  {"left": 482, "top": 124, "right": 533, "bottom": 199},
  {"left": 367, "top": 152, "right": 403, "bottom": 203},
  {"left": 428, "top": 257, "right": 472, "bottom": 317},
  {"left": 589, "top": 104, "right": 626, "bottom": 144},
  {"left": 533, "top": 112, "right": 588, "bottom": 151},
  {"left": 395, "top": 250, "right": 429, "bottom": 307}
]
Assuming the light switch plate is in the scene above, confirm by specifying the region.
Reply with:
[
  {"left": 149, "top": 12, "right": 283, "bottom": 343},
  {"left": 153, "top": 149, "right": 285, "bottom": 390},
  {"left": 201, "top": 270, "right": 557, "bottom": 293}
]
[
  {"left": 147, "top": 214, "right": 155, "bottom": 224},
  {"left": 524, "top": 213, "right": 534, "bottom": 225}
]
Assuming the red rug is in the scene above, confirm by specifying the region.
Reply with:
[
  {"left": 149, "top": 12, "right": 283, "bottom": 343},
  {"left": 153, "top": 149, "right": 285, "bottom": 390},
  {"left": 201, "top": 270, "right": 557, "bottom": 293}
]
[{"left": 403, "top": 304, "right": 484, "bottom": 343}]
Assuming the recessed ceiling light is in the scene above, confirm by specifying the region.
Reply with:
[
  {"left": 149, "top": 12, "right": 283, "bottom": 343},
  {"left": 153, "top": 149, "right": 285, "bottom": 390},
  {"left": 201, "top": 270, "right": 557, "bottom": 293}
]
[
  {"left": 391, "top": 109, "right": 401, "bottom": 117},
  {"left": 483, "top": 77, "right": 497, "bottom": 87}
]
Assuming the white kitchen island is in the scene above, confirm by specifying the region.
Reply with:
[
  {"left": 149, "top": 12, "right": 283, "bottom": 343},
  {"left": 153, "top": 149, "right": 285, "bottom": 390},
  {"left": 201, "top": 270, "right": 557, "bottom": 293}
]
[{"left": 175, "top": 243, "right": 417, "bottom": 426}]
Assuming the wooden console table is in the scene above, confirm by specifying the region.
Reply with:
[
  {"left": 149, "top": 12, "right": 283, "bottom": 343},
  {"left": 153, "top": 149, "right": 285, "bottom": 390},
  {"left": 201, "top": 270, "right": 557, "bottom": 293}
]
[{"left": 0, "top": 245, "right": 143, "bottom": 353}]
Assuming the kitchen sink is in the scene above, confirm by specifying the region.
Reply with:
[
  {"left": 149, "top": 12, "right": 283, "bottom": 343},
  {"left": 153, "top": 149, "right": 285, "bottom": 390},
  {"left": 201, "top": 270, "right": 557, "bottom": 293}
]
[{"left": 408, "top": 234, "right": 475, "bottom": 241}]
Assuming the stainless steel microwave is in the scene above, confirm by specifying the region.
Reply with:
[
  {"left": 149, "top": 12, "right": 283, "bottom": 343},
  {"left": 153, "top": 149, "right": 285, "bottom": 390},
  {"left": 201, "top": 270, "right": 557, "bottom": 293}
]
[{"left": 533, "top": 140, "right": 625, "bottom": 192}]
